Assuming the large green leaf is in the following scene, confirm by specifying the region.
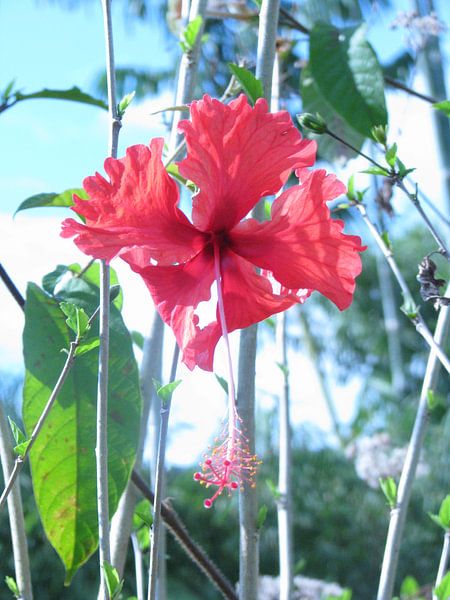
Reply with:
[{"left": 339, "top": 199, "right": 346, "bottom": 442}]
[
  {"left": 309, "top": 23, "right": 387, "bottom": 138},
  {"left": 14, "top": 86, "right": 107, "bottom": 110},
  {"left": 300, "top": 65, "right": 365, "bottom": 164},
  {"left": 22, "top": 279, "right": 141, "bottom": 584}
]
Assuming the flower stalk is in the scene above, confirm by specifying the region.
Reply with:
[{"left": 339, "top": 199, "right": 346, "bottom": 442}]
[{"left": 376, "top": 288, "right": 450, "bottom": 600}]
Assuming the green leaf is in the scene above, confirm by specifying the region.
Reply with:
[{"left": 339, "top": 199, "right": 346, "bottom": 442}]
[
  {"left": 265, "top": 478, "right": 280, "bottom": 500},
  {"left": 4, "top": 576, "right": 20, "bottom": 598},
  {"left": 131, "top": 330, "right": 145, "bottom": 350},
  {"left": 396, "top": 157, "right": 416, "bottom": 178},
  {"left": 156, "top": 380, "right": 182, "bottom": 404},
  {"left": 276, "top": 362, "right": 289, "bottom": 377},
  {"left": 360, "top": 166, "right": 390, "bottom": 177},
  {"left": 427, "top": 389, "right": 437, "bottom": 410},
  {"left": 68, "top": 263, "right": 123, "bottom": 311},
  {"left": 14, "top": 188, "right": 87, "bottom": 216},
  {"left": 400, "top": 293, "right": 419, "bottom": 320},
  {"left": 8, "top": 417, "right": 27, "bottom": 445},
  {"left": 59, "top": 302, "right": 90, "bottom": 338},
  {"left": 2, "top": 80, "right": 16, "bottom": 102},
  {"left": 133, "top": 499, "right": 153, "bottom": 530},
  {"left": 136, "top": 524, "right": 150, "bottom": 551},
  {"left": 22, "top": 281, "right": 141, "bottom": 583},
  {"left": 13, "top": 439, "right": 31, "bottom": 458},
  {"left": 180, "top": 15, "right": 203, "bottom": 53},
  {"left": 117, "top": 90, "right": 135, "bottom": 117},
  {"left": 256, "top": 505, "right": 268, "bottom": 529},
  {"left": 309, "top": 23, "right": 387, "bottom": 138},
  {"left": 166, "top": 163, "right": 197, "bottom": 192},
  {"left": 42, "top": 265, "right": 69, "bottom": 296},
  {"left": 215, "top": 374, "right": 228, "bottom": 395},
  {"left": 433, "top": 100, "right": 450, "bottom": 116},
  {"left": 429, "top": 511, "right": 444, "bottom": 529},
  {"left": 228, "top": 63, "right": 264, "bottom": 105},
  {"left": 14, "top": 86, "right": 107, "bottom": 110},
  {"left": 385, "top": 143, "right": 397, "bottom": 168},
  {"left": 434, "top": 572, "right": 450, "bottom": 600},
  {"left": 379, "top": 476, "right": 397, "bottom": 509},
  {"left": 439, "top": 495, "right": 450, "bottom": 529},
  {"left": 102, "top": 561, "right": 123, "bottom": 600},
  {"left": 74, "top": 338, "right": 100, "bottom": 357},
  {"left": 300, "top": 65, "right": 365, "bottom": 164},
  {"left": 400, "top": 575, "right": 420, "bottom": 595},
  {"left": 381, "top": 231, "right": 393, "bottom": 251}
]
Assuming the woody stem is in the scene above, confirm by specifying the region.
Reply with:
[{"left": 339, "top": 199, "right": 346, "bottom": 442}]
[{"left": 212, "top": 240, "right": 237, "bottom": 452}]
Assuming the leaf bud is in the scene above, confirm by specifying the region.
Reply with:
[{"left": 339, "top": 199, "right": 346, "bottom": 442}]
[{"left": 297, "top": 112, "right": 327, "bottom": 134}]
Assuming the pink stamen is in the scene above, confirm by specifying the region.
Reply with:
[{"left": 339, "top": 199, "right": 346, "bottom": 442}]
[{"left": 193, "top": 237, "right": 261, "bottom": 508}]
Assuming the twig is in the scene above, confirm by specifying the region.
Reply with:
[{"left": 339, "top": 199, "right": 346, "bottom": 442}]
[
  {"left": 131, "top": 532, "right": 145, "bottom": 600},
  {"left": 376, "top": 287, "right": 450, "bottom": 600},
  {"left": 168, "top": 0, "right": 208, "bottom": 152},
  {"left": 131, "top": 470, "right": 238, "bottom": 600},
  {"left": 434, "top": 531, "right": 450, "bottom": 597},
  {"left": 0, "top": 304, "right": 100, "bottom": 512},
  {"left": 98, "top": 0, "right": 121, "bottom": 595},
  {"left": 276, "top": 312, "right": 294, "bottom": 600},
  {"left": 237, "top": 2, "right": 281, "bottom": 598},
  {"left": 0, "top": 263, "right": 25, "bottom": 310},
  {"left": 0, "top": 401, "right": 33, "bottom": 599},
  {"left": 109, "top": 314, "right": 165, "bottom": 579},
  {"left": 383, "top": 75, "right": 437, "bottom": 104},
  {"left": 355, "top": 202, "right": 450, "bottom": 374},
  {"left": 147, "top": 344, "right": 179, "bottom": 600},
  {"left": 394, "top": 178, "right": 450, "bottom": 261}
]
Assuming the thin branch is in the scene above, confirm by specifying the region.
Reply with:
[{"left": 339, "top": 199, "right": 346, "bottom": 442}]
[
  {"left": 237, "top": 2, "right": 281, "bottom": 597},
  {"left": 131, "top": 532, "right": 145, "bottom": 600},
  {"left": 109, "top": 314, "right": 165, "bottom": 579},
  {"left": 355, "top": 202, "right": 450, "bottom": 374},
  {"left": 0, "top": 304, "right": 99, "bottom": 511},
  {"left": 168, "top": 0, "right": 208, "bottom": 152},
  {"left": 0, "top": 401, "right": 33, "bottom": 599},
  {"left": 434, "top": 531, "right": 450, "bottom": 596},
  {"left": 147, "top": 344, "right": 179, "bottom": 600},
  {"left": 383, "top": 75, "right": 437, "bottom": 104},
  {"left": 394, "top": 178, "right": 450, "bottom": 261},
  {"left": 376, "top": 288, "right": 450, "bottom": 600},
  {"left": 98, "top": 1, "right": 121, "bottom": 595},
  {"left": 276, "top": 312, "right": 294, "bottom": 600},
  {"left": 0, "top": 263, "right": 25, "bottom": 310},
  {"left": 131, "top": 471, "right": 238, "bottom": 600}
]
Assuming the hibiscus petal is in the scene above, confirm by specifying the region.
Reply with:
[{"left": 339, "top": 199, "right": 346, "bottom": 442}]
[
  {"left": 229, "top": 169, "right": 365, "bottom": 310},
  {"left": 178, "top": 94, "right": 316, "bottom": 232},
  {"left": 126, "top": 246, "right": 305, "bottom": 372},
  {"left": 61, "top": 139, "right": 205, "bottom": 264},
  {"left": 126, "top": 249, "right": 221, "bottom": 371},
  {"left": 219, "top": 249, "right": 308, "bottom": 333}
]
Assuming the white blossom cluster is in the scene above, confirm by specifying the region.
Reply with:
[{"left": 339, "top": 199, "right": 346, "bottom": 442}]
[
  {"left": 346, "top": 432, "right": 429, "bottom": 489},
  {"left": 257, "top": 575, "right": 345, "bottom": 599},
  {"left": 390, "top": 11, "right": 446, "bottom": 50}
]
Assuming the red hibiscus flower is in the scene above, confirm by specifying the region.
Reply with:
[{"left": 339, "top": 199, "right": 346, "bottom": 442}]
[{"left": 62, "top": 94, "right": 364, "bottom": 373}]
